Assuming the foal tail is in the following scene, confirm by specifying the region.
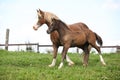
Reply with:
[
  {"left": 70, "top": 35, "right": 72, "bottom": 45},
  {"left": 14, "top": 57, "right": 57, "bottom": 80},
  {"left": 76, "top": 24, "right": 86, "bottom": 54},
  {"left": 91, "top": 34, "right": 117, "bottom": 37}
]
[{"left": 94, "top": 32, "right": 103, "bottom": 46}]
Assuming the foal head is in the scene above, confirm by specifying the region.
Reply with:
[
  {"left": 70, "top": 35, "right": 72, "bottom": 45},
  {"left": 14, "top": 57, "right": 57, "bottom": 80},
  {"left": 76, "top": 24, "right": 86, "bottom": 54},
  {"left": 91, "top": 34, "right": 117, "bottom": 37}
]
[
  {"left": 47, "top": 18, "right": 69, "bottom": 34},
  {"left": 33, "top": 9, "right": 59, "bottom": 30},
  {"left": 47, "top": 18, "right": 58, "bottom": 34}
]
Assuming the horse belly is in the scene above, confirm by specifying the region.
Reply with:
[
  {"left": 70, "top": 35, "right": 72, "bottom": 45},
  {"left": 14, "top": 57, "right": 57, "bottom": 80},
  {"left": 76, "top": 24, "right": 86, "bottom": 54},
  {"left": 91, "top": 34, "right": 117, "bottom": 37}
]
[{"left": 70, "top": 38, "right": 85, "bottom": 47}]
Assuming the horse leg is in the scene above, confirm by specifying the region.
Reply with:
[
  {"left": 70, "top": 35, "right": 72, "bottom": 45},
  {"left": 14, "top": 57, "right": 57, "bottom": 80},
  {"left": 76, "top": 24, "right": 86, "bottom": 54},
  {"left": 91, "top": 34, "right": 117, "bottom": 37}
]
[
  {"left": 91, "top": 43, "right": 106, "bottom": 65},
  {"left": 83, "top": 53, "right": 89, "bottom": 67},
  {"left": 88, "top": 45, "right": 92, "bottom": 52},
  {"left": 49, "top": 44, "right": 58, "bottom": 67},
  {"left": 58, "top": 45, "right": 70, "bottom": 69},
  {"left": 82, "top": 45, "right": 90, "bottom": 67},
  {"left": 66, "top": 55, "right": 74, "bottom": 66}
]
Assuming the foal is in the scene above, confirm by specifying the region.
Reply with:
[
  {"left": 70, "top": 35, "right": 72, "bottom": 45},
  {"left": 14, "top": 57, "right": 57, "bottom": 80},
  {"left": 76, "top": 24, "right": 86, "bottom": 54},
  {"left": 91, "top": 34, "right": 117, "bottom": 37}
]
[{"left": 47, "top": 18, "right": 106, "bottom": 69}]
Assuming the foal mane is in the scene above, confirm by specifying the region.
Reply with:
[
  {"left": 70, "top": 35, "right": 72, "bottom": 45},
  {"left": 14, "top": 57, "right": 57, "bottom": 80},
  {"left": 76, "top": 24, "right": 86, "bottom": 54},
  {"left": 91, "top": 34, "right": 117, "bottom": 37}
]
[{"left": 55, "top": 19, "right": 70, "bottom": 30}]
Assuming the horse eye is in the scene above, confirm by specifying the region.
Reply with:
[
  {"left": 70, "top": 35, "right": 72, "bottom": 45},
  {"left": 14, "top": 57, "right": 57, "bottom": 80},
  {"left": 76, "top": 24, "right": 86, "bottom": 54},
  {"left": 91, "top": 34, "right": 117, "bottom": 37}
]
[
  {"left": 38, "top": 17, "right": 41, "bottom": 19},
  {"left": 51, "top": 23, "right": 54, "bottom": 26}
]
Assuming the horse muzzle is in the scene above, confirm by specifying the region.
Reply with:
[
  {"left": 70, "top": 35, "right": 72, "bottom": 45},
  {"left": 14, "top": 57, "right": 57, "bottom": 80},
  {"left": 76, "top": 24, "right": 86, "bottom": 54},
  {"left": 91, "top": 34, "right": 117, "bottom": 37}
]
[
  {"left": 33, "top": 26, "right": 38, "bottom": 30},
  {"left": 46, "top": 29, "right": 51, "bottom": 34}
]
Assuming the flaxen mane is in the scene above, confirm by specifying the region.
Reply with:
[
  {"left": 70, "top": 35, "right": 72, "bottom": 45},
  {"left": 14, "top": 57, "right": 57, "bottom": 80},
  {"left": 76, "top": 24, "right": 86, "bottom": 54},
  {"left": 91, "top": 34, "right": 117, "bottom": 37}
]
[{"left": 44, "top": 12, "right": 59, "bottom": 25}]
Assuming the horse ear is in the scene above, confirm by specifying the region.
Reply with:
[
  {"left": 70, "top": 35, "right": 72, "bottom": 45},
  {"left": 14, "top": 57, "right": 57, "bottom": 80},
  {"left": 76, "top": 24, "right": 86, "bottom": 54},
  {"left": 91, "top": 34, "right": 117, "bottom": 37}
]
[
  {"left": 36, "top": 9, "right": 39, "bottom": 12},
  {"left": 39, "top": 9, "right": 44, "bottom": 14}
]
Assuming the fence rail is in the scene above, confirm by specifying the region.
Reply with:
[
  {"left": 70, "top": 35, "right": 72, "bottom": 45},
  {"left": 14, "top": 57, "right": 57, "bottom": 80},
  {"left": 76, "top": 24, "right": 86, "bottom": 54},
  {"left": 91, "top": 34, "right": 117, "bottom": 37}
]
[
  {"left": 0, "top": 43, "right": 39, "bottom": 53},
  {"left": 0, "top": 43, "right": 39, "bottom": 46},
  {"left": 0, "top": 43, "right": 120, "bottom": 53},
  {"left": 0, "top": 43, "right": 54, "bottom": 53},
  {"left": 101, "top": 46, "right": 120, "bottom": 48}
]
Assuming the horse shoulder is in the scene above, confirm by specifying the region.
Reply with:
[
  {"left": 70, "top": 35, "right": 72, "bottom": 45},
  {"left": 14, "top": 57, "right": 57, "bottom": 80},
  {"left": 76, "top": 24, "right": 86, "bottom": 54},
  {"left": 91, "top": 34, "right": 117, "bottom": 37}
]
[
  {"left": 59, "top": 34, "right": 71, "bottom": 44},
  {"left": 50, "top": 31, "right": 60, "bottom": 43},
  {"left": 63, "top": 34, "right": 70, "bottom": 41}
]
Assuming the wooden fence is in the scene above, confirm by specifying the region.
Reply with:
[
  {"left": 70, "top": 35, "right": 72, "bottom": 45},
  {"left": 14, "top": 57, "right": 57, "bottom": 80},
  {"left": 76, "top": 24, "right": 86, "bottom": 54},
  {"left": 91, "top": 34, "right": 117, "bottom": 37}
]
[
  {"left": 0, "top": 43, "right": 120, "bottom": 53},
  {"left": 0, "top": 43, "right": 49, "bottom": 53}
]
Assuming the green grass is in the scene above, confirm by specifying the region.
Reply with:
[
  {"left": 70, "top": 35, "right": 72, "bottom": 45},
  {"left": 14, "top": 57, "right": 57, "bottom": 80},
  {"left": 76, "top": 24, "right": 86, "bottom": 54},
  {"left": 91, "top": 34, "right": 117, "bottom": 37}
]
[{"left": 0, "top": 49, "right": 120, "bottom": 80}]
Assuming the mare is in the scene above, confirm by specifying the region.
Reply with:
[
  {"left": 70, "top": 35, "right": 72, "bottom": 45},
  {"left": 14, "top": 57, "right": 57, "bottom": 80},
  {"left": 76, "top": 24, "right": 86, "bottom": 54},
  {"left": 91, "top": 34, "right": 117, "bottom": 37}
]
[
  {"left": 47, "top": 18, "right": 106, "bottom": 69},
  {"left": 33, "top": 9, "right": 105, "bottom": 67}
]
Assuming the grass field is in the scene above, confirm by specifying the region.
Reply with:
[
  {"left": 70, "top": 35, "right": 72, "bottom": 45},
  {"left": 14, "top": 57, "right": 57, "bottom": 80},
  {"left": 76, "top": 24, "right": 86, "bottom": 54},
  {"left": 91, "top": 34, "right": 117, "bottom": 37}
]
[{"left": 0, "top": 49, "right": 120, "bottom": 80}]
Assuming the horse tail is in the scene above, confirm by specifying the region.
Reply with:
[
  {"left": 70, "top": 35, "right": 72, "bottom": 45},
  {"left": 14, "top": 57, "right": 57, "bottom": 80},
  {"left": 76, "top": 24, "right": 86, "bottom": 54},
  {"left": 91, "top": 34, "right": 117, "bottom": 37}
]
[{"left": 94, "top": 32, "right": 103, "bottom": 46}]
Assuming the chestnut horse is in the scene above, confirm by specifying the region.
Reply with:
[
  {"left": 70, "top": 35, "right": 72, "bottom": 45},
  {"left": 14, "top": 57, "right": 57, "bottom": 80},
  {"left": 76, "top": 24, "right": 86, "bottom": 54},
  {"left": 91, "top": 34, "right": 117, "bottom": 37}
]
[
  {"left": 33, "top": 9, "right": 104, "bottom": 67},
  {"left": 47, "top": 18, "right": 106, "bottom": 69}
]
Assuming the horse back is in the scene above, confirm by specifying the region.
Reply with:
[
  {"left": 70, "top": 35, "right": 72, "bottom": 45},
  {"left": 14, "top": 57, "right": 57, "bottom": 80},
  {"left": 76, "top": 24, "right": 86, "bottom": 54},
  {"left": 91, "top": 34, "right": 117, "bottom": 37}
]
[{"left": 69, "top": 22, "right": 89, "bottom": 31}]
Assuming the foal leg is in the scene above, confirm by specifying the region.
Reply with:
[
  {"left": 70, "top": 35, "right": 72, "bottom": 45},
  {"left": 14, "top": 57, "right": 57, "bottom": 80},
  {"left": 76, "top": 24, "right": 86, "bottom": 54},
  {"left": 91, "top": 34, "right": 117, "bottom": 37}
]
[
  {"left": 49, "top": 44, "right": 58, "bottom": 67},
  {"left": 58, "top": 45, "right": 70, "bottom": 69},
  {"left": 66, "top": 55, "right": 75, "bottom": 66},
  {"left": 49, "top": 44, "right": 74, "bottom": 67}
]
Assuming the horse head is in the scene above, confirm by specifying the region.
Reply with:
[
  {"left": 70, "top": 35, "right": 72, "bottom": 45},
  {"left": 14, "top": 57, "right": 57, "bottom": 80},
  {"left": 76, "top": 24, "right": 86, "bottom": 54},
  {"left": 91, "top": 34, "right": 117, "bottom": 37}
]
[
  {"left": 33, "top": 9, "right": 59, "bottom": 31},
  {"left": 33, "top": 9, "right": 45, "bottom": 30}
]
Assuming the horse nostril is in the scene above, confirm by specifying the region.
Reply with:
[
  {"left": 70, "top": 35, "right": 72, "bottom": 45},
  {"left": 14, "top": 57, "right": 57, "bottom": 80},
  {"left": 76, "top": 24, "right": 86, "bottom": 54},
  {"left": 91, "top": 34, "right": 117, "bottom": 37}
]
[
  {"left": 46, "top": 30, "right": 49, "bottom": 34},
  {"left": 47, "top": 29, "right": 50, "bottom": 34}
]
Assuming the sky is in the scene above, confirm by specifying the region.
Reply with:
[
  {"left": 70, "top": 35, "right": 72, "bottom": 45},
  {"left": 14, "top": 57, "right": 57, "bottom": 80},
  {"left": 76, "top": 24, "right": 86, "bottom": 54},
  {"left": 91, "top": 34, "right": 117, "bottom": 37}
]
[{"left": 0, "top": 0, "right": 120, "bottom": 52}]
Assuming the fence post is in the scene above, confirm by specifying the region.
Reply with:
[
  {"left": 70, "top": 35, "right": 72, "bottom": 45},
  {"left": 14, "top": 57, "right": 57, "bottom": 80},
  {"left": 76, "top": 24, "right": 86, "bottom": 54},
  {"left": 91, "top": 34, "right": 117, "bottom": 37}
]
[
  {"left": 116, "top": 46, "right": 120, "bottom": 53},
  {"left": 76, "top": 48, "right": 79, "bottom": 53},
  {"left": 5, "top": 29, "right": 10, "bottom": 50},
  {"left": 37, "top": 43, "right": 39, "bottom": 53}
]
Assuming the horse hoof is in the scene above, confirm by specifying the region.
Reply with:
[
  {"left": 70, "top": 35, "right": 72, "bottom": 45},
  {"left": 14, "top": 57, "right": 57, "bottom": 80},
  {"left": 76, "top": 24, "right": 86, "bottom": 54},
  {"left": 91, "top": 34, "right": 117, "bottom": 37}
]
[
  {"left": 83, "top": 64, "right": 88, "bottom": 67},
  {"left": 48, "top": 64, "right": 54, "bottom": 67},
  {"left": 58, "top": 66, "right": 63, "bottom": 69},
  {"left": 102, "top": 63, "right": 106, "bottom": 66},
  {"left": 68, "top": 62, "right": 75, "bottom": 66},
  {"left": 58, "top": 62, "right": 63, "bottom": 69}
]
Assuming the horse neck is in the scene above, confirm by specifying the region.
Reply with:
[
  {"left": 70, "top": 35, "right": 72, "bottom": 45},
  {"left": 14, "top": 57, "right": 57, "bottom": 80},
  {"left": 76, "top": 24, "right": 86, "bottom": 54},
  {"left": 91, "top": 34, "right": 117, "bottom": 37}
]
[
  {"left": 44, "top": 12, "right": 59, "bottom": 27},
  {"left": 57, "top": 22, "right": 71, "bottom": 38}
]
